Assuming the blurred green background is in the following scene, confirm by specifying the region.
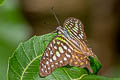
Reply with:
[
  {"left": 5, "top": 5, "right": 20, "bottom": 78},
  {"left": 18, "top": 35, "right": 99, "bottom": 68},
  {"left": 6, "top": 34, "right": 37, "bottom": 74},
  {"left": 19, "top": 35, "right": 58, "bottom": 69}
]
[
  {"left": 0, "top": 0, "right": 120, "bottom": 80},
  {"left": 0, "top": 0, "right": 31, "bottom": 80}
]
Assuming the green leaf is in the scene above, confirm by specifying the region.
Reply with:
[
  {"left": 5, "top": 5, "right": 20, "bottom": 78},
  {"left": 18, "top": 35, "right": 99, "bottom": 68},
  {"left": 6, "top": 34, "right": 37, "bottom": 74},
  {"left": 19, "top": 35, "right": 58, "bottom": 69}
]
[
  {"left": 8, "top": 33, "right": 103, "bottom": 80},
  {"left": 89, "top": 56, "right": 102, "bottom": 74},
  {"left": 82, "top": 75, "right": 120, "bottom": 80}
]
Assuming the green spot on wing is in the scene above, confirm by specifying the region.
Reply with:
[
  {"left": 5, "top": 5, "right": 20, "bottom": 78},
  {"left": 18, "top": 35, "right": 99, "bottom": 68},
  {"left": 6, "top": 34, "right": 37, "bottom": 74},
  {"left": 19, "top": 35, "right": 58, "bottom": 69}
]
[
  {"left": 65, "top": 25, "right": 73, "bottom": 35},
  {"left": 56, "top": 51, "right": 59, "bottom": 55},
  {"left": 57, "top": 41, "right": 60, "bottom": 45},
  {"left": 56, "top": 36, "right": 66, "bottom": 43}
]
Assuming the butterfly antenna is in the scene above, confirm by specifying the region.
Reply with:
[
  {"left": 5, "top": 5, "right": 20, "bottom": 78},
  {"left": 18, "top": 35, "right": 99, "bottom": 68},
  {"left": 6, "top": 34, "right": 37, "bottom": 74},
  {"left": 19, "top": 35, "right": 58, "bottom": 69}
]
[{"left": 51, "top": 7, "right": 61, "bottom": 26}]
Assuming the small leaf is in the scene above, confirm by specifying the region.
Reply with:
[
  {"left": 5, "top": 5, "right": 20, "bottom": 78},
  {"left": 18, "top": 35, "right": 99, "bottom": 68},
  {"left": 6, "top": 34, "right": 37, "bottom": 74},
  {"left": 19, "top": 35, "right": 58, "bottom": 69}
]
[
  {"left": 89, "top": 56, "right": 102, "bottom": 74},
  {"left": 8, "top": 33, "right": 102, "bottom": 80}
]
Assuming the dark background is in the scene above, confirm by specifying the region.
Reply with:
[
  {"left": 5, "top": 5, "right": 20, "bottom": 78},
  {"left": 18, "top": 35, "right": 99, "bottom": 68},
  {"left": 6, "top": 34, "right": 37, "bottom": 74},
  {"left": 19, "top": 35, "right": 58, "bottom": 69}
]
[{"left": 0, "top": 0, "right": 120, "bottom": 80}]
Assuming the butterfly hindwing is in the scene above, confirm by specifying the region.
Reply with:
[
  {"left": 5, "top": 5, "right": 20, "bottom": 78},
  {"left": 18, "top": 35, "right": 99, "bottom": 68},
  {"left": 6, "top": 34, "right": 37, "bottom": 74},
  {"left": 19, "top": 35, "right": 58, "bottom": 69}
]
[
  {"left": 63, "top": 17, "right": 86, "bottom": 41},
  {"left": 68, "top": 49, "right": 93, "bottom": 73}
]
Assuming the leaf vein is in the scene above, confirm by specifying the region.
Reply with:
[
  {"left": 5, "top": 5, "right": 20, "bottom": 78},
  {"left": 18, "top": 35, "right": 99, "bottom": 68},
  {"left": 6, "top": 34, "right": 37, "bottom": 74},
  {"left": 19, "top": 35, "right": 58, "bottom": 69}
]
[
  {"left": 79, "top": 74, "right": 88, "bottom": 80},
  {"left": 52, "top": 73, "right": 59, "bottom": 80},
  {"left": 20, "top": 54, "right": 42, "bottom": 80},
  {"left": 63, "top": 68, "right": 72, "bottom": 80},
  {"left": 11, "top": 66, "right": 21, "bottom": 78},
  {"left": 33, "top": 37, "right": 37, "bottom": 56},
  {"left": 72, "top": 74, "right": 88, "bottom": 80},
  {"left": 21, "top": 44, "right": 31, "bottom": 62},
  {"left": 15, "top": 55, "right": 24, "bottom": 70}
]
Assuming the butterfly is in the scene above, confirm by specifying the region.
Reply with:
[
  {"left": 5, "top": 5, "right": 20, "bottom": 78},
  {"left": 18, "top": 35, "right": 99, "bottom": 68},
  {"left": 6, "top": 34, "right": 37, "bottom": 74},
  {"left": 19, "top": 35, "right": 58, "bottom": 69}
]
[{"left": 39, "top": 17, "right": 96, "bottom": 77}]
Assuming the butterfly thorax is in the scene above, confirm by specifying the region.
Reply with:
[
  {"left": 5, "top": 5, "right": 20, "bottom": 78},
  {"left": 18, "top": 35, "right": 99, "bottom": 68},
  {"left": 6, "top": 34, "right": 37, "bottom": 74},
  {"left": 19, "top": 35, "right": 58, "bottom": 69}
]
[{"left": 57, "top": 26, "right": 80, "bottom": 49}]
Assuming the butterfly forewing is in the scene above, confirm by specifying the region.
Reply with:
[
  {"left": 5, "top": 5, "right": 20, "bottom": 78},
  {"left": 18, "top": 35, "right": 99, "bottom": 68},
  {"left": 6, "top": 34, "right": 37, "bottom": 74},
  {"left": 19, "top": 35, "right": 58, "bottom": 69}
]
[
  {"left": 63, "top": 17, "right": 86, "bottom": 41},
  {"left": 39, "top": 35, "right": 73, "bottom": 77}
]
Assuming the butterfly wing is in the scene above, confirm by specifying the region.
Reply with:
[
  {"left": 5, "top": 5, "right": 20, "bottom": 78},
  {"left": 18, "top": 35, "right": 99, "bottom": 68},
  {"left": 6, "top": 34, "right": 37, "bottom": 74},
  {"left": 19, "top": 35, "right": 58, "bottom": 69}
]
[
  {"left": 63, "top": 17, "right": 86, "bottom": 41},
  {"left": 63, "top": 17, "right": 95, "bottom": 57},
  {"left": 39, "top": 35, "right": 72, "bottom": 77},
  {"left": 39, "top": 34, "right": 92, "bottom": 77},
  {"left": 69, "top": 49, "right": 93, "bottom": 73}
]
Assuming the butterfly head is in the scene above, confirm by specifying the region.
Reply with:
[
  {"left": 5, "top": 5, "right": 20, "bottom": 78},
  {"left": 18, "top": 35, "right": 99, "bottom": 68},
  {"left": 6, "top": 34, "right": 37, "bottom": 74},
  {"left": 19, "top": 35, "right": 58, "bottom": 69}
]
[{"left": 56, "top": 26, "right": 64, "bottom": 33}]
